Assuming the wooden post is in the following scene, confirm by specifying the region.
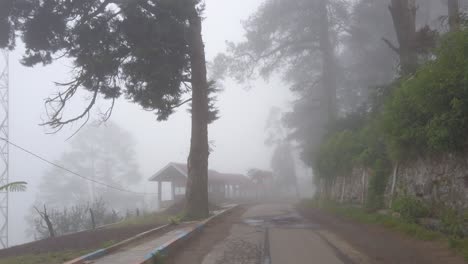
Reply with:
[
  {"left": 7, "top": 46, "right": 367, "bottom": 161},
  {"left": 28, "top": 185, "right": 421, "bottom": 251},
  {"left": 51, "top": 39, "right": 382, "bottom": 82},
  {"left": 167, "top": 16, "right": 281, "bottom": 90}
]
[
  {"left": 89, "top": 208, "right": 96, "bottom": 230},
  {"left": 157, "top": 181, "right": 162, "bottom": 208},
  {"left": 171, "top": 182, "right": 176, "bottom": 201}
]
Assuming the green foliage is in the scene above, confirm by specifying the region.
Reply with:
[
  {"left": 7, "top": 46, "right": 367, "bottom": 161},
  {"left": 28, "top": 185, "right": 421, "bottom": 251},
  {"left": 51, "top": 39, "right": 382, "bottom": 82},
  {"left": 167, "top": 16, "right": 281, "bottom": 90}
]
[
  {"left": 315, "top": 129, "right": 362, "bottom": 181},
  {"left": 314, "top": 28, "right": 468, "bottom": 209},
  {"left": 382, "top": 29, "right": 468, "bottom": 158},
  {"left": 0, "top": 0, "right": 199, "bottom": 122},
  {"left": 110, "top": 212, "right": 168, "bottom": 229},
  {"left": 439, "top": 208, "right": 465, "bottom": 238},
  {"left": 301, "top": 199, "right": 440, "bottom": 241},
  {"left": 302, "top": 199, "right": 468, "bottom": 260},
  {"left": 0, "top": 181, "right": 27, "bottom": 192},
  {"left": 392, "top": 196, "right": 430, "bottom": 223},
  {"left": 0, "top": 250, "right": 92, "bottom": 264},
  {"left": 448, "top": 237, "right": 468, "bottom": 261},
  {"left": 150, "top": 252, "right": 167, "bottom": 264},
  {"left": 366, "top": 158, "right": 391, "bottom": 210},
  {"left": 168, "top": 216, "right": 182, "bottom": 225},
  {"left": 314, "top": 112, "right": 391, "bottom": 208}
]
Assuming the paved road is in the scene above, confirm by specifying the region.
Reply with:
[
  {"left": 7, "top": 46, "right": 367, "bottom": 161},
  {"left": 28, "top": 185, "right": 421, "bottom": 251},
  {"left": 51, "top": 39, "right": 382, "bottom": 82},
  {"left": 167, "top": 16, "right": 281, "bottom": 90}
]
[{"left": 200, "top": 203, "right": 352, "bottom": 264}]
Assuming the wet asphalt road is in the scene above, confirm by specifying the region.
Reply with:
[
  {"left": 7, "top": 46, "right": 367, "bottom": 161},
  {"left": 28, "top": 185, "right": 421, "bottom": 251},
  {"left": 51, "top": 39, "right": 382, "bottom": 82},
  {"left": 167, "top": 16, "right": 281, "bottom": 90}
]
[{"left": 201, "top": 203, "right": 353, "bottom": 264}]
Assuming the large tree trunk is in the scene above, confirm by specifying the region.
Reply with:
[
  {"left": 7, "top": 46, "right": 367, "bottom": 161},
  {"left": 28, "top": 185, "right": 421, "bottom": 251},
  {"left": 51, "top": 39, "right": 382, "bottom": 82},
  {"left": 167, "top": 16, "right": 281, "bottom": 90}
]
[
  {"left": 184, "top": 4, "right": 210, "bottom": 219},
  {"left": 318, "top": 0, "right": 338, "bottom": 122},
  {"left": 448, "top": 0, "right": 460, "bottom": 31},
  {"left": 389, "top": 0, "right": 418, "bottom": 75}
]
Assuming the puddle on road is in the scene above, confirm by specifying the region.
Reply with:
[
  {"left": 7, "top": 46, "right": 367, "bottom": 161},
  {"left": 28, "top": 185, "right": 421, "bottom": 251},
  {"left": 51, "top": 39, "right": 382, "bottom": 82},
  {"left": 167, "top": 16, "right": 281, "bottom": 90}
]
[
  {"left": 243, "top": 213, "right": 320, "bottom": 230},
  {"left": 243, "top": 219, "right": 265, "bottom": 227}
]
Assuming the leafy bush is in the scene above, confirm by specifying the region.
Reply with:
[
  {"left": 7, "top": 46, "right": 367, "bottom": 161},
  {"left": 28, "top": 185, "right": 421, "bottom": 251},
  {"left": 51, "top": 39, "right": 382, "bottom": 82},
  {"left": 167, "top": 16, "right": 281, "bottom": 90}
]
[
  {"left": 314, "top": 130, "right": 363, "bottom": 181},
  {"left": 392, "top": 196, "right": 430, "bottom": 223},
  {"left": 366, "top": 158, "right": 391, "bottom": 211},
  {"left": 382, "top": 29, "right": 468, "bottom": 158},
  {"left": 313, "top": 28, "right": 468, "bottom": 209},
  {"left": 439, "top": 208, "right": 465, "bottom": 238}
]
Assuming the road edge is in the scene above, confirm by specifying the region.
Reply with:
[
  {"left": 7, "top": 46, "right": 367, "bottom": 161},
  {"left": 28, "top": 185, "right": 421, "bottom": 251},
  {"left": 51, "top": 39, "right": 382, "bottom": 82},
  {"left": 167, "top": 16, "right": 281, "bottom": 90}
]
[
  {"left": 63, "top": 224, "right": 172, "bottom": 264},
  {"left": 140, "top": 205, "right": 239, "bottom": 264}
]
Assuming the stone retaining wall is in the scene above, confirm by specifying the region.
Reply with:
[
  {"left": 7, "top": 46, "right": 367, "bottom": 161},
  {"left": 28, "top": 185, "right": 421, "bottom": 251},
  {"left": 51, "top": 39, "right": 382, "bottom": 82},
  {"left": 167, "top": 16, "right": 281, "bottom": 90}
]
[{"left": 323, "top": 153, "right": 468, "bottom": 211}]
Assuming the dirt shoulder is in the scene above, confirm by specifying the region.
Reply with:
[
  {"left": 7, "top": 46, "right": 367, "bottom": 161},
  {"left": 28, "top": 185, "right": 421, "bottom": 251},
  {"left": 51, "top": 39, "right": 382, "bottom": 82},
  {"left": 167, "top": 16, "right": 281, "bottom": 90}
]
[{"left": 299, "top": 206, "right": 466, "bottom": 264}]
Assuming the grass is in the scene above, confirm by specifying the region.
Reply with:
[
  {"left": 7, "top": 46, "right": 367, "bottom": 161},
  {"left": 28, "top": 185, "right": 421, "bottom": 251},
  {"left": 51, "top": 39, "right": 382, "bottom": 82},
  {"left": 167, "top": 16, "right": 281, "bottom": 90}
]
[
  {"left": 300, "top": 199, "right": 468, "bottom": 260},
  {"left": 109, "top": 212, "right": 170, "bottom": 229},
  {"left": 0, "top": 250, "right": 92, "bottom": 264},
  {"left": 0, "top": 239, "right": 120, "bottom": 264},
  {"left": 0, "top": 213, "right": 173, "bottom": 264}
]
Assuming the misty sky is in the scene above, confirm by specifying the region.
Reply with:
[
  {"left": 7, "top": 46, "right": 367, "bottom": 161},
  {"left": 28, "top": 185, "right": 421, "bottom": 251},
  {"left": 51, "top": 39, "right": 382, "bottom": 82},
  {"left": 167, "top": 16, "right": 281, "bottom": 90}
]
[{"left": 6, "top": 0, "right": 296, "bottom": 245}]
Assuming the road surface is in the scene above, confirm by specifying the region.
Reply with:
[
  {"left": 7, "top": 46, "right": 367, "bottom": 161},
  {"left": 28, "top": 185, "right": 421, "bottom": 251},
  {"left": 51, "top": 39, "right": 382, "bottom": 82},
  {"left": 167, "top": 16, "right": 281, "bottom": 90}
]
[{"left": 173, "top": 203, "right": 355, "bottom": 264}]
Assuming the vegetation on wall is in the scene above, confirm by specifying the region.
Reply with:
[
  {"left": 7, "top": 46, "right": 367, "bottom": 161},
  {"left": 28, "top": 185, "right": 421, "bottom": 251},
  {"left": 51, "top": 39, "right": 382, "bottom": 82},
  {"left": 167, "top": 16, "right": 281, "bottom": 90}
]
[{"left": 313, "top": 28, "right": 468, "bottom": 208}]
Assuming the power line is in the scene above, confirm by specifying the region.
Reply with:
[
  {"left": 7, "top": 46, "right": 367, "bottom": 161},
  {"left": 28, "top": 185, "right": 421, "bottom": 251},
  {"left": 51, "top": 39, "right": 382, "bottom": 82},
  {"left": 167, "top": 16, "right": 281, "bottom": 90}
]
[{"left": 0, "top": 137, "right": 157, "bottom": 196}]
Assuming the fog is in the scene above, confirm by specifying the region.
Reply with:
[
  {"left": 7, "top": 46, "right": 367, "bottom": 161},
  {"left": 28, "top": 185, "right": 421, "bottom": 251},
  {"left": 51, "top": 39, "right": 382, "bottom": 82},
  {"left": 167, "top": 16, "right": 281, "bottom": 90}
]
[
  {"left": 7, "top": 0, "right": 301, "bottom": 245},
  {"left": 2, "top": 0, "right": 464, "bottom": 253}
]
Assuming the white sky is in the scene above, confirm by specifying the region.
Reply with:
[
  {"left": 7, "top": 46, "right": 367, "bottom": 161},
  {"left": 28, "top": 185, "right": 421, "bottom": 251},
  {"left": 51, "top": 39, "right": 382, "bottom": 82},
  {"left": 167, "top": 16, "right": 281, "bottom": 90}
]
[{"left": 6, "top": 0, "right": 295, "bottom": 245}]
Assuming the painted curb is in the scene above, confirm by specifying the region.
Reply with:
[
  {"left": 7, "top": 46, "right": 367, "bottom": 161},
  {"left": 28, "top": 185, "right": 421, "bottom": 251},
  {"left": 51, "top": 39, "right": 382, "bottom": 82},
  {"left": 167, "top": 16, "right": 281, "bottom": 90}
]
[
  {"left": 63, "top": 224, "right": 172, "bottom": 264},
  {"left": 138, "top": 205, "right": 239, "bottom": 264}
]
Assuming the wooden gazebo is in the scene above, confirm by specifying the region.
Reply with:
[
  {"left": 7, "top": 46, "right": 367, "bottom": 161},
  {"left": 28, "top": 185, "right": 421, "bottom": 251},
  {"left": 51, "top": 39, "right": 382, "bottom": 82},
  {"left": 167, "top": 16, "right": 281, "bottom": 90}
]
[{"left": 148, "top": 162, "right": 253, "bottom": 206}]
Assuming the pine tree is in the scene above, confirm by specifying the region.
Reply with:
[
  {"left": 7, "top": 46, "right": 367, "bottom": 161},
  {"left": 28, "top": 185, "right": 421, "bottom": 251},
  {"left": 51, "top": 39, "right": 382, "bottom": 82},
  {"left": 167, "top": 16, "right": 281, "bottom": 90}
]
[{"left": 0, "top": 0, "right": 212, "bottom": 218}]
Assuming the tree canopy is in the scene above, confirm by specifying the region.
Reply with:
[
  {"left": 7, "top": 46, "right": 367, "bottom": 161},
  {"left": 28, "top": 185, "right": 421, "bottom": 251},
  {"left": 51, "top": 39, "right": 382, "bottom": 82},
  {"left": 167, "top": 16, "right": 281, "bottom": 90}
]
[
  {"left": 1, "top": 0, "right": 201, "bottom": 128},
  {"left": 1, "top": 0, "right": 214, "bottom": 218}
]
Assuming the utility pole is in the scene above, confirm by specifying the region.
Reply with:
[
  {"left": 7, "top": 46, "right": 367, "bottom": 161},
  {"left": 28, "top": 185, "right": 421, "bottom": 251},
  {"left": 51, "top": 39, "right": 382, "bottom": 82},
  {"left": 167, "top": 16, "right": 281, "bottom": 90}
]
[{"left": 0, "top": 50, "right": 9, "bottom": 249}]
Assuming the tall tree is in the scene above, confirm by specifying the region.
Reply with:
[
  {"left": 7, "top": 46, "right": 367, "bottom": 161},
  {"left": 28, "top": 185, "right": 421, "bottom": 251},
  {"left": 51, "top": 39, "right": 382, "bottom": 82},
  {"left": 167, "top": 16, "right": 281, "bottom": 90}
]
[
  {"left": 448, "top": 0, "right": 460, "bottom": 31},
  {"left": 0, "top": 0, "right": 212, "bottom": 218},
  {"left": 388, "top": 0, "right": 418, "bottom": 75},
  {"left": 214, "top": 0, "right": 349, "bottom": 164},
  {"left": 265, "top": 107, "right": 299, "bottom": 197},
  {"left": 341, "top": 0, "right": 397, "bottom": 111},
  {"left": 387, "top": 0, "right": 437, "bottom": 75},
  {"left": 216, "top": 0, "right": 346, "bottom": 120},
  {"left": 271, "top": 142, "right": 300, "bottom": 198},
  {"left": 318, "top": 0, "right": 338, "bottom": 122},
  {"left": 184, "top": 3, "right": 210, "bottom": 219},
  {"left": 38, "top": 122, "right": 142, "bottom": 210}
]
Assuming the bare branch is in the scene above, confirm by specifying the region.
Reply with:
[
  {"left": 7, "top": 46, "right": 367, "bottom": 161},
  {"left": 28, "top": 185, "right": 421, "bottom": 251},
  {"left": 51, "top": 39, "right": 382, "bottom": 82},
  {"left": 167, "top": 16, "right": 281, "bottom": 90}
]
[
  {"left": 102, "top": 98, "right": 116, "bottom": 122},
  {"left": 42, "top": 86, "right": 99, "bottom": 134},
  {"left": 170, "top": 98, "right": 192, "bottom": 110},
  {"left": 65, "top": 111, "right": 90, "bottom": 141},
  {"left": 382, "top": 37, "right": 400, "bottom": 55}
]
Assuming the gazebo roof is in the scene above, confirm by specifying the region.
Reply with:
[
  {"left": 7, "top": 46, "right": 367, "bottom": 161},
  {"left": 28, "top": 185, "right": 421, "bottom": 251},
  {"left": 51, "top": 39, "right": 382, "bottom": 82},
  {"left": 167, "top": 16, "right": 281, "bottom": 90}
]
[{"left": 148, "top": 162, "right": 251, "bottom": 185}]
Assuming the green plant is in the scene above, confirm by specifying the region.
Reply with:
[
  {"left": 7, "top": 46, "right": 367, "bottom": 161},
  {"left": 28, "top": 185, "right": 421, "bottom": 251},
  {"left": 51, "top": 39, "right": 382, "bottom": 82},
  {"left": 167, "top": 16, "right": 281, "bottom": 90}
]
[
  {"left": 366, "top": 158, "right": 391, "bottom": 211},
  {"left": 448, "top": 237, "right": 468, "bottom": 261},
  {"left": 0, "top": 181, "right": 27, "bottom": 192},
  {"left": 382, "top": 29, "right": 468, "bottom": 157},
  {"left": 440, "top": 208, "right": 465, "bottom": 238},
  {"left": 392, "top": 196, "right": 430, "bottom": 223},
  {"left": 168, "top": 216, "right": 181, "bottom": 225},
  {"left": 151, "top": 252, "right": 166, "bottom": 264},
  {"left": 300, "top": 199, "right": 440, "bottom": 241}
]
